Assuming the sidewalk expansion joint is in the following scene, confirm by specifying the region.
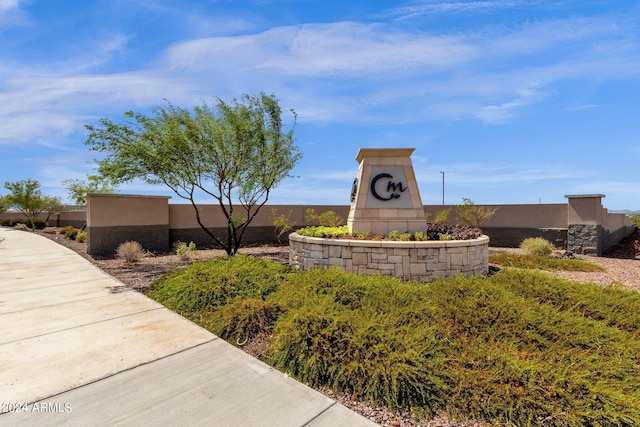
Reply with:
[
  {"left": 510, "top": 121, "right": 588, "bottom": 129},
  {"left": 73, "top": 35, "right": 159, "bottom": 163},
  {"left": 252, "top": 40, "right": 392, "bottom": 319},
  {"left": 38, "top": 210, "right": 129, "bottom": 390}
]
[
  {"left": 2, "top": 338, "right": 219, "bottom": 408},
  {"left": 0, "top": 306, "right": 165, "bottom": 346}
]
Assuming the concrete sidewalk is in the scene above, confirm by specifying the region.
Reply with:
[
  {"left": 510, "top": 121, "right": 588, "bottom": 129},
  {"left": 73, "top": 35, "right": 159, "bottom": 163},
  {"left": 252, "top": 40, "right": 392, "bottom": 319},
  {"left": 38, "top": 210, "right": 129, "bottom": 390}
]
[{"left": 0, "top": 228, "right": 377, "bottom": 426}]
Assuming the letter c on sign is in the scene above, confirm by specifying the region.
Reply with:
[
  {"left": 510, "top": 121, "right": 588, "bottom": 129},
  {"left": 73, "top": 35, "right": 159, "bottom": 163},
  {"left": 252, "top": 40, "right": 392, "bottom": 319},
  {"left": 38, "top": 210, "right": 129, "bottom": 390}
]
[{"left": 371, "top": 173, "right": 394, "bottom": 201}]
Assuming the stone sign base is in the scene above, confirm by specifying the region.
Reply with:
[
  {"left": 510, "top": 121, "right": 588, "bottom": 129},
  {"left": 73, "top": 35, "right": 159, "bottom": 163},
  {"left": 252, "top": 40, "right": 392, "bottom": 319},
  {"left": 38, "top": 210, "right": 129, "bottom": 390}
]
[{"left": 289, "top": 233, "right": 489, "bottom": 282}]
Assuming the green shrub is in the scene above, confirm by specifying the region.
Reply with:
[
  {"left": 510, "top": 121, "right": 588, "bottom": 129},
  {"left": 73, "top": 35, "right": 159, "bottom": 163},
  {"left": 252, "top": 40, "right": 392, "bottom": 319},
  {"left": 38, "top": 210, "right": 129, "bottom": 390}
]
[
  {"left": 270, "top": 208, "right": 294, "bottom": 244},
  {"left": 116, "top": 241, "right": 145, "bottom": 263},
  {"left": 489, "top": 253, "right": 605, "bottom": 272},
  {"left": 388, "top": 230, "right": 401, "bottom": 240},
  {"left": 425, "top": 208, "right": 451, "bottom": 225},
  {"left": 9, "top": 218, "right": 46, "bottom": 229},
  {"left": 59, "top": 225, "right": 74, "bottom": 235},
  {"left": 149, "top": 255, "right": 290, "bottom": 312},
  {"left": 520, "top": 237, "right": 555, "bottom": 256},
  {"left": 32, "top": 219, "right": 47, "bottom": 230},
  {"left": 76, "top": 231, "right": 87, "bottom": 243},
  {"left": 455, "top": 198, "right": 497, "bottom": 228},
  {"left": 414, "top": 231, "right": 427, "bottom": 241},
  {"left": 65, "top": 228, "right": 78, "bottom": 240},
  {"left": 175, "top": 241, "right": 197, "bottom": 260},
  {"left": 148, "top": 261, "right": 640, "bottom": 425},
  {"left": 296, "top": 225, "right": 350, "bottom": 238},
  {"left": 305, "top": 208, "right": 344, "bottom": 227}
]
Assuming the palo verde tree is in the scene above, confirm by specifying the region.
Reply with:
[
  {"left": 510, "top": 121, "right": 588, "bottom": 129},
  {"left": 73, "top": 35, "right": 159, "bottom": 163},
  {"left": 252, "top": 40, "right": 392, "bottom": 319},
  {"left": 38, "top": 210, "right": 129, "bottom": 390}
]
[
  {"left": 0, "top": 194, "right": 8, "bottom": 214},
  {"left": 3, "top": 179, "right": 62, "bottom": 229},
  {"left": 85, "top": 92, "right": 301, "bottom": 255},
  {"left": 62, "top": 175, "right": 115, "bottom": 206}
]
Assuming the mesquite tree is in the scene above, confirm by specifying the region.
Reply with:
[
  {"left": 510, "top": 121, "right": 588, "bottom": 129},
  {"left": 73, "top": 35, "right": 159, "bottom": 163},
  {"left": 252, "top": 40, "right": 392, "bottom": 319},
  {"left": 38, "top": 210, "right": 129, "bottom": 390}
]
[{"left": 85, "top": 93, "right": 301, "bottom": 255}]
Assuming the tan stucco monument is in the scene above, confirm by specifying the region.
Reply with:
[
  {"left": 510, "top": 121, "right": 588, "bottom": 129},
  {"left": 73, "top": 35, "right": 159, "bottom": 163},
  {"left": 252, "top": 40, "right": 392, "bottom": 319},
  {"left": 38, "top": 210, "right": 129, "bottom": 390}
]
[{"left": 347, "top": 148, "right": 427, "bottom": 234}]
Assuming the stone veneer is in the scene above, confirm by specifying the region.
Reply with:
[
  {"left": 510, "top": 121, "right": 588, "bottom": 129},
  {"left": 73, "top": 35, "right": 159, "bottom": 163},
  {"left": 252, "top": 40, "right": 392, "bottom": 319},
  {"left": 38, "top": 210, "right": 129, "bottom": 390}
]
[{"left": 289, "top": 233, "right": 489, "bottom": 282}]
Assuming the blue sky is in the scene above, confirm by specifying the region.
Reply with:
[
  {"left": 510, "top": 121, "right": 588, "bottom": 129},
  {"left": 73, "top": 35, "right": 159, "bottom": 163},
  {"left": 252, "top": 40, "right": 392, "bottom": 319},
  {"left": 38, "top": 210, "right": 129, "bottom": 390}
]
[{"left": 1, "top": 0, "right": 639, "bottom": 210}]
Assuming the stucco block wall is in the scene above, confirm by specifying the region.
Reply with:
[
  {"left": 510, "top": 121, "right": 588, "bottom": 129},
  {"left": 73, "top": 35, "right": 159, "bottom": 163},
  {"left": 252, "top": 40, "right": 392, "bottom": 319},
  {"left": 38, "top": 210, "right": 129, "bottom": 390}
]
[
  {"left": 30, "top": 193, "right": 631, "bottom": 256},
  {"left": 86, "top": 194, "right": 170, "bottom": 255}
]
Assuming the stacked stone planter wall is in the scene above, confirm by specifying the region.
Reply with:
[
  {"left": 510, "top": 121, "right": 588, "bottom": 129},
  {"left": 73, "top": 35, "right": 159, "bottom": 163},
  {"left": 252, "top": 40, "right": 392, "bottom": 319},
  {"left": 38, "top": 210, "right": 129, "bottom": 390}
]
[{"left": 289, "top": 232, "right": 489, "bottom": 282}]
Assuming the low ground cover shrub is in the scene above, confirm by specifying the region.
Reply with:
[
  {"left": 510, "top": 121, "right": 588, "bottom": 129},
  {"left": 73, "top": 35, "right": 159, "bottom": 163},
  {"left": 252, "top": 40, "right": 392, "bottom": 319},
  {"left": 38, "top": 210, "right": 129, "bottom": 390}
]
[
  {"left": 489, "top": 253, "right": 605, "bottom": 272},
  {"left": 116, "top": 241, "right": 145, "bottom": 263},
  {"left": 75, "top": 230, "right": 87, "bottom": 242},
  {"left": 296, "top": 223, "right": 482, "bottom": 241},
  {"left": 147, "top": 257, "right": 640, "bottom": 425}
]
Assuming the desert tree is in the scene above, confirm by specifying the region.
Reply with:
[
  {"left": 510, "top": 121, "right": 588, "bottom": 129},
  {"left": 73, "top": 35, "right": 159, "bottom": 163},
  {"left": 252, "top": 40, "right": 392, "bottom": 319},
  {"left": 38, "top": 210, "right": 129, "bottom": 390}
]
[
  {"left": 0, "top": 194, "right": 8, "bottom": 214},
  {"left": 85, "top": 92, "right": 301, "bottom": 255},
  {"left": 63, "top": 175, "right": 116, "bottom": 206},
  {"left": 3, "top": 179, "right": 61, "bottom": 229},
  {"left": 455, "top": 198, "right": 498, "bottom": 228}
]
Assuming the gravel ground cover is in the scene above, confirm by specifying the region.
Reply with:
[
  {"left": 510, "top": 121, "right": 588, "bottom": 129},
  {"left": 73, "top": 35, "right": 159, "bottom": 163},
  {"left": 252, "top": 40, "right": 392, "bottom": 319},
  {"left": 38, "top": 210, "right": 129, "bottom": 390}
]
[{"left": 29, "top": 228, "right": 640, "bottom": 426}]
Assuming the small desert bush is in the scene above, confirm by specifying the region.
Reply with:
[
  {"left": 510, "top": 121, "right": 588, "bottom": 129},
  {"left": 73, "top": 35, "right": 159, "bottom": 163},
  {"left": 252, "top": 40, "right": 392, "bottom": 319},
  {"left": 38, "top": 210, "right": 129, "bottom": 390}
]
[
  {"left": 175, "top": 241, "right": 197, "bottom": 260},
  {"left": 43, "top": 227, "right": 57, "bottom": 234},
  {"left": 76, "top": 231, "right": 87, "bottom": 243},
  {"left": 455, "top": 198, "right": 497, "bottom": 228},
  {"left": 270, "top": 208, "right": 294, "bottom": 244},
  {"left": 520, "top": 237, "right": 555, "bottom": 256},
  {"left": 13, "top": 222, "right": 28, "bottom": 230},
  {"left": 148, "top": 259, "right": 640, "bottom": 425},
  {"left": 116, "top": 241, "right": 145, "bottom": 263},
  {"left": 59, "top": 225, "right": 75, "bottom": 235},
  {"left": 10, "top": 218, "right": 46, "bottom": 229},
  {"left": 425, "top": 207, "right": 451, "bottom": 225},
  {"left": 305, "top": 208, "right": 344, "bottom": 227},
  {"left": 65, "top": 229, "right": 78, "bottom": 240}
]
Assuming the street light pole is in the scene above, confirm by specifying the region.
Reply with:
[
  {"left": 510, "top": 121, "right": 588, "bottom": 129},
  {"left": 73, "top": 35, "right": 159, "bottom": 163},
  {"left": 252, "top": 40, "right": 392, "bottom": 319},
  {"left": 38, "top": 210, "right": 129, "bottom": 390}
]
[{"left": 440, "top": 171, "right": 444, "bottom": 205}]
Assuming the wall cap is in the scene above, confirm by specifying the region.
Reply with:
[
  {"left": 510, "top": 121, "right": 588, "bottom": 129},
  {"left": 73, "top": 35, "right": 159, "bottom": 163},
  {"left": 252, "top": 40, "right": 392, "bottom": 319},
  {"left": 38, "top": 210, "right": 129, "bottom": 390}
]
[
  {"left": 87, "top": 193, "right": 172, "bottom": 200},
  {"left": 564, "top": 194, "right": 605, "bottom": 199},
  {"left": 289, "top": 232, "right": 489, "bottom": 248},
  {"left": 355, "top": 148, "right": 415, "bottom": 163}
]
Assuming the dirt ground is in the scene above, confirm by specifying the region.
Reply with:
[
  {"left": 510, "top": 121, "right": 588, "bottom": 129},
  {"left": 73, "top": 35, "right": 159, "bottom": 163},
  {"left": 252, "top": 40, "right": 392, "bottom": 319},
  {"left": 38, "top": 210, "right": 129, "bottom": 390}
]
[
  {"left": 33, "top": 228, "right": 640, "bottom": 427},
  {"left": 39, "top": 228, "right": 640, "bottom": 293}
]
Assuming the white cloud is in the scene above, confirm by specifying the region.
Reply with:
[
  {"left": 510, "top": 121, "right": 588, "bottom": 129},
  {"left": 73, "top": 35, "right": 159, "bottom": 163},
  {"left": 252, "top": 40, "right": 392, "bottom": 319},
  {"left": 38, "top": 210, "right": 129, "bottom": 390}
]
[
  {"left": 0, "top": 72, "right": 195, "bottom": 144},
  {"left": 0, "top": 0, "right": 28, "bottom": 28},
  {"left": 161, "top": 22, "right": 478, "bottom": 77},
  {"left": 1, "top": 11, "right": 638, "bottom": 146},
  {"left": 379, "top": 0, "right": 536, "bottom": 20}
]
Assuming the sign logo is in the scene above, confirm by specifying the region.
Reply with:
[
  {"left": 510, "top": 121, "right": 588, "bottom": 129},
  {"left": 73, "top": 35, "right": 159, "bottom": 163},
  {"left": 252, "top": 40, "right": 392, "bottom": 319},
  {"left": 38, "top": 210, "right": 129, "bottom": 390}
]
[{"left": 371, "top": 173, "right": 407, "bottom": 201}]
